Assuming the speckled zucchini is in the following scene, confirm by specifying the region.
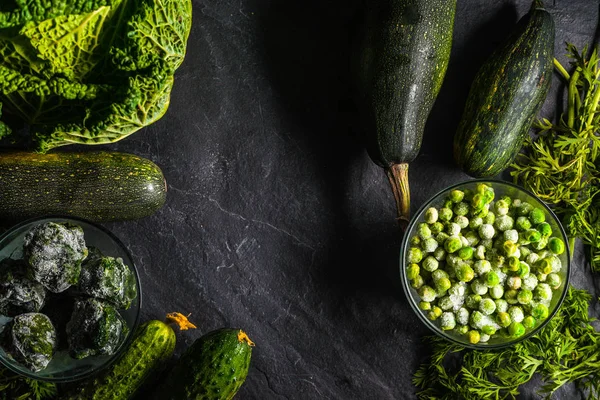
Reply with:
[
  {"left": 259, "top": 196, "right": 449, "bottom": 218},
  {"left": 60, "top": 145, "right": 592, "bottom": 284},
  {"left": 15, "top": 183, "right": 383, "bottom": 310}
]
[
  {"left": 453, "top": 1, "right": 555, "bottom": 177},
  {"left": 63, "top": 320, "right": 176, "bottom": 400},
  {"left": 0, "top": 151, "right": 166, "bottom": 221},
  {"left": 357, "top": 0, "right": 456, "bottom": 227},
  {"left": 154, "top": 329, "right": 255, "bottom": 400}
]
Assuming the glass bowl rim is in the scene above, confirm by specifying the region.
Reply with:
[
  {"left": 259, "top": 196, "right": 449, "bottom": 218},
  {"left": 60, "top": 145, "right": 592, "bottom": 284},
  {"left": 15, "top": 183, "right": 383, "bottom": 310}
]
[
  {"left": 0, "top": 215, "right": 142, "bottom": 382},
  {"left": 400, "top": 178, "right": 571, "bottom": 350}
]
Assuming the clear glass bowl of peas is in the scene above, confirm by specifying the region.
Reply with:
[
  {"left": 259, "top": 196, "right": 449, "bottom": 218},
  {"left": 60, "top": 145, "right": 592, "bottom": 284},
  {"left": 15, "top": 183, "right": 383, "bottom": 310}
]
[{"left": 400, "top": 180, "right": 570, "bottom": 349}]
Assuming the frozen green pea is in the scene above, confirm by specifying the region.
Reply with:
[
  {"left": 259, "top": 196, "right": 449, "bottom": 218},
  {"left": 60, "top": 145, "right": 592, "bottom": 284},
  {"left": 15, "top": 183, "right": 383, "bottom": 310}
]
[
  {"left": 505, "top": 289, "right": 519, "bottom": 304},
  {"left": 480, "top": 239, "right": 493, "bottom": 249},
  {"left": 430, "top": 222, "right": 444, "bottom": 235},
  {"left": 469, "top": 217, "right": 483, "bottom": 229},
  {"left": 496, "top": 312, "right": 511, "bottom": 327},
  {"left": 433, "top": 247, "right": 446, "bottom": 261},
  {"left": 517, "top": 289, "right": 533, "bottom": 305},
  {"left": 536, "top": 258, "right": 553, "bottom": 275},
  {"left": 508, "top": 321, "right": 525, "bottom": 337},
  {"left": 456, "top": 308, "right": 470, "bottom": 325},
  {"left": 407, "top": 247, "right": 423, "bottom": 263},
  {"left": 421, "top": 238, "right": 439, "bottom": 253},
  {"left": 534, "top": 283, "right": 552, "bottom": 302},
  {"left": 507, "top": 256, "right": 520, "bottom": 271},
  {"left": 517, "top": 202, "right": 534, "bottom": 216},
  {"left": 428, "top": 306, "right": 443, "bottom": 320},
  {"left": 529, "top": 208, "right": 546, "bottom": 224},
  {"left": 446, "top": 253, "right": 462, "bottom": 268},
  {"left": 531, "top": 237, "right": 548, "bottom": 250},
  {"left": 446, "top": 223, "right": 461, "bottom": 236},
  {"left": 479, "top": 298, "right": 496, "bottom": 315},
  {"left": 411, "top": 275, "right": 424, "bottom": 289},
  {"left": 407, "top": 264, "right": 420, "bottom": 280},
  {"left": 456, "top": 264, "right": 475, "bottom": 283},
  {"left": 454, "top": 216, "right": 469, "bottom": 229},
  {"left": 468, "top": 330, "right": 480, "bottom": 344},
  {"left": 494, "top": 199, "right": 510, "bottom": 216},
  {"left": 503, "top": 230, "right": 519, "bottom": 243},
  {"left": 465, "top": 294, "right": 482, "bottom": 309},
  {"left": 522, "top": 229, "right": 541, "bottom": 243},
  {"left": 455, "top": 325, "right": 469, "bottom": 334},
  {"left": 419, "top": 301, "right": 431, "bottom": 311},
  {"left": 495, "top": 299, "right": 508, "bottom": 313},
  {"left": 459, "top": 236, "right": 470, "bottom": 247},
  {"left": 440, "top": 312, "right": 456, "bottom": 330},
  {"left": 454, "top": 202, "right": 470, "bottom": 217},
  {"left": 547, "top": 273, "right": 561, "bottom": 289},
  {"left": 515, "top": 216, "right": 532, "bottom": 232},
  {"left": 482, "top": 325, "right": 496, "bottom": 335},
  {"left": 482, "top": 271, "right": 499, "bottom": 287},
  {"left": 536, "top": 272, "right": 547, "bottom": 282},
  {"left": 439, "top": 208, "right": 453, "bottom": 222},
  {"left": 443, "top": 199, "right": 453, "bottom": 209},
  {"left": 470, "top": 193, "right": 486, "bottom": 211},
  {"left": 424, "top": 207, "right": 439, "bottom": 224},
  {"left": 463, "top": 231, "right": 480, "bottom": 247},
  {"left": 450, "top": 190, "right": 464, "bottom": 203},
  {"left": 438, "top": 296, "right": 454, "bottom": 311},
  {"left": 463, "top": 189, "right": 474, "bottom": 202},
  {"left": 444, "top": 237, "right": 463, "bottom": 253},
  {"left": 506, "top": 276, "right": 522, "bottom": 290},
  {"left": 418, "top": 223, "right": 432, "bottom": 240},
  {"left": 519, "top": 246, "right": 531, "bottom": 259},
  {"left": 537, "top": 222, "right": 552, "bottom": 237},
  {"left": 490, "top": 254, "right": 505, "bottom": 269},
  {"left": 473, "top": 259, "right": 491, "bottom": 275},
  {"left": 410, "top": 236, "right": 421, "bottom": 247},
  {"left": 436, "top": 232, "right": 450, "bottom": 243},
  {"left": 479, "top": 333, "right": 491, "bottom": 343},
  {"left": 448, "top": 282, "right": 466, "bottom": 297},
  {"left": 475, "top": 245, "right": 486, "bottom": 260},
  {"left": 502, "top": 241, "right": 518, "bottom": 257},
  {"left": 470, "top": 310, "right": 485, "bottom": 327},
  {"left": 508, "top": 306, "right": 524, "bottom": 323},
  {"left": 483, "top": 212, "right": 496, "bottom": 225},
  {"left": 550, "top": 256, "right": 562, "bottom": 273},
  {"left": 470, "top": 280, "right": 488, "bottom": 295},
  {"left": 431, "top": 269, "right": 449, "bottom": 281},
  {"left": 523, "top": 316, "right": 536, "bottom": 329},
  {"left": 499, "top": 195, "right": 511, "bottom": 204},
  {"left": 479, "top": 224, "right": 495, "bottom": 240},
  {"left": 532, "top": 303, "right": 549, "bottom": 320},
  {"left": 435, "top": 277, "right": 452, "bottom": 293},
  {"left": 458, "top": 246, "right": 474, "bottom": 260},
  {"left": 521, "top": 275, "right": 538, "bottom": 291},
  {"left": 418, "top": 285, "right": 437, "bottom": 302},
  {"left": 548, "top": 237, "right": 565, "bottom": 255},
  {"left": 490, "top": 285, "right": 504, "bottom": 299},
  {"left": 526, "top": 253, "right": 539, "bottom": 265},
  {"left": 511, "top": 198, "right": 522, "bottom": 208},
  {"left": 516, "top": 262, "right": 530, "bottom": 278}
]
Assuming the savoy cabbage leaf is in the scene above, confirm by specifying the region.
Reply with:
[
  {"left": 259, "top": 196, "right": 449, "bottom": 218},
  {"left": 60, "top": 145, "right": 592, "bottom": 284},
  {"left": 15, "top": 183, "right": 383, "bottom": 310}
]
[{"left": 0, "top": 0, "right": 192, "bottom": 151}]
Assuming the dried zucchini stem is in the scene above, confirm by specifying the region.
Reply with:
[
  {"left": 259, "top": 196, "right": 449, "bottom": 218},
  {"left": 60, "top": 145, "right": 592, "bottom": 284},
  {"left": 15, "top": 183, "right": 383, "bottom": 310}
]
[{"left": 386, "top": 163, "right": 410, "bottom": 231}]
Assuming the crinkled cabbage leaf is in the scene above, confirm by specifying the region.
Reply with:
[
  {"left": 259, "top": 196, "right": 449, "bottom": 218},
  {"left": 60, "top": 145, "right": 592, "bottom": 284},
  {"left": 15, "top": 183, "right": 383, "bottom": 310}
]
[{"left": 0, "top": 0, "right": 192, "bottom": 151}]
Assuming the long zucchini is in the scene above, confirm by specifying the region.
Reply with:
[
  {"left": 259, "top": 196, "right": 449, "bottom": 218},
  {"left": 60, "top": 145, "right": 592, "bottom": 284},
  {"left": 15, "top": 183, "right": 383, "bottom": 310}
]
[
  {"left": 453, "top": 1, "right": 555, "bottom": 177},
  {"left": 0, "top": 151, "right": 166, "bottom": 221},
  {"left": 357, "top": 0, "right": 456, "bottom": 227}
]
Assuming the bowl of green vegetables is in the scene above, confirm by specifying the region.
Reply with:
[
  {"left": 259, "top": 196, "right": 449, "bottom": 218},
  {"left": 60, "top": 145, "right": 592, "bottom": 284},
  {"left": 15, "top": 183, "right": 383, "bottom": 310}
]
[
  {"left": 0, "top": 216, "right": 141, "bottom": 382},
  {"left": 400, "top": 180, "right": 570, "bottom": 349}
]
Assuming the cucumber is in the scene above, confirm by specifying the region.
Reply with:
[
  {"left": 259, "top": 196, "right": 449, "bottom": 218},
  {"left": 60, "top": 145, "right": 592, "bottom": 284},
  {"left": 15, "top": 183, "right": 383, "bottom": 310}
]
[
  {"left": 154, "top": 329, "right": 255, "bottom": 400},
  {"left": 0, "top": 151, "right": 166, "bottom": 221},
  {"left": 453, "top": 1, "right": 555, "bottom": 177},
  {"left": 357, "top": 0, "right": 456, "bottom": 227},
  {"left": 63, "top": 320, "right": 176, "bottom": 400}
]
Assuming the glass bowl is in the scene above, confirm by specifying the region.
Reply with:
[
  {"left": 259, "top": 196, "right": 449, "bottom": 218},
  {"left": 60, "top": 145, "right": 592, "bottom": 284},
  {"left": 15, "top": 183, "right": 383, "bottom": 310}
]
[
  {"left": 0, "top": 216, "right": 141, "bottom": 382},
  {"left": 400, "top": 179, "right": 570, "bottom": 349}
]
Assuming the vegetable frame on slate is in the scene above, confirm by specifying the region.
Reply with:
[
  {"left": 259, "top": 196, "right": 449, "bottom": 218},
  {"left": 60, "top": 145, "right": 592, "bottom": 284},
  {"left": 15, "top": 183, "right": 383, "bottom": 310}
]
[
  {"left": 0, "top": 0, "right": 192, "bottom": 152},
  {"left": 356, "top": 0, "right": 456, "bottom": 228}
]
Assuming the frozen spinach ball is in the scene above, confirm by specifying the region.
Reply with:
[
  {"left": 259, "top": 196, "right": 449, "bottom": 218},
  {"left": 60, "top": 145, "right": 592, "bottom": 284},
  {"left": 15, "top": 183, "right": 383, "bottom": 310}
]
[
  {"left": 6, "top": 313, "right": 56, "bottom": 372},
  {"left": 67, "top": 298, "right": 128, "bottom": 359},
  {"left": 78, "top": 255, "right": 137, "bottom": 309},
  {"left": 23, "top": 222, "right": 88, "bottom": 293},
  {"left": 0, "top": 259, "right": 46, "bottom": 317}
]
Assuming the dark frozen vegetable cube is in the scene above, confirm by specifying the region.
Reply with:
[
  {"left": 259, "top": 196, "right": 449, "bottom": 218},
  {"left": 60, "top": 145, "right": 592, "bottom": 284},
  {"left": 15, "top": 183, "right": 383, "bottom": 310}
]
[
  {"left": 66, "top": 298, "right": 128, "bottom": 359},
  {"left": 78, "top": 255, "right": 137, "bottom": 309},
  {"left": 6, "top": 313, "right": 57, "bottom": 372},
  {"left": 23, "top": 222, "right": 88, "bottom": 293},
  {"left": 0, "top": 258, "right": 46, "bottom": 316}
]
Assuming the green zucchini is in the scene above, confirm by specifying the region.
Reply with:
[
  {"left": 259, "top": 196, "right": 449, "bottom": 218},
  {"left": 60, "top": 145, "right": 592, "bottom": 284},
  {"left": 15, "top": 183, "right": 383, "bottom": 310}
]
[
  {"left": 0, "top": 151, "right": 166, "bottom": 221},
  {"left": 357, "top": 0, "right": 456, "bottom": 227},
  {"left": 63, "top": 320, "right": 176, "bottom": 400},
  {"left": 453, "top": 1, "right": 555, "bottom": 177},
  {"left": 154, "top": 328, "right": 255, "bottom": 400}
]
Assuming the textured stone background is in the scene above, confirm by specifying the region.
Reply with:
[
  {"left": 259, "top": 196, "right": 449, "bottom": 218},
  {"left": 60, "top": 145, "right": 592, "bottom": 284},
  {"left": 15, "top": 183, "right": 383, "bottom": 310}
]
[{"left": 89, "top": 0, "right": 600, "bottom": 398}]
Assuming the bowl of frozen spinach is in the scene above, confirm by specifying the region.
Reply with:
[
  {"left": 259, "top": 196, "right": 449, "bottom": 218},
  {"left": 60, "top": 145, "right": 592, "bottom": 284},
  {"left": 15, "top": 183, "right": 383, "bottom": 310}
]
[
  {"left": 400, "top": 180, "right": 570, "bottom": 349},
  {"left": 0, "top": 217, "right": 141, "bottom": 382}
]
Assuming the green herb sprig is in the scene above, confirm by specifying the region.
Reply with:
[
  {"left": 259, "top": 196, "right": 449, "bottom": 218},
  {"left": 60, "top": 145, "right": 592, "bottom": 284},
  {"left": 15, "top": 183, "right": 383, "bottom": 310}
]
[
  {"left": 0, "top": 368, "right": 56, "bottom": 400},
  {"left": 413, "top": 286, "right": 600, "bottom": 399},
  {"left": 511, "top": 44, "right": 600, "bottom": 272}
]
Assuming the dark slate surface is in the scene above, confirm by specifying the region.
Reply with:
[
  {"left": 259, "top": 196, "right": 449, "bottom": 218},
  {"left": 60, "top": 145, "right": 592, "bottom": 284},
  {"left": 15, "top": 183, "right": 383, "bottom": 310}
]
[{"left": 74, "top": 0, "right": 600, "bottom": 398}]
